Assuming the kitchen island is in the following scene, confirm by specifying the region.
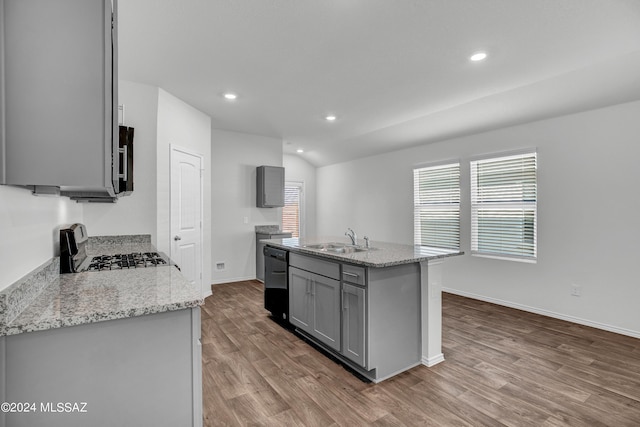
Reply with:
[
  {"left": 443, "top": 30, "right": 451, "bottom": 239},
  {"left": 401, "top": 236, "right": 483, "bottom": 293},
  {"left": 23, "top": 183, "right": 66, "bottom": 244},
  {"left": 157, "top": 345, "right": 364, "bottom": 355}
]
[
  {"left": 264, "top": 237, "right": 462, "bottom": 383},
  {"left": 0, "top": 236, "right": 203, "bottom": 427}
]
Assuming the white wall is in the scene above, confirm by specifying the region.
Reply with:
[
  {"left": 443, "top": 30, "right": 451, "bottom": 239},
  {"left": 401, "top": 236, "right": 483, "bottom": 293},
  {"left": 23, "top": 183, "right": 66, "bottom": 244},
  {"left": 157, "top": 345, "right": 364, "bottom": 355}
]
[
  {"left": 83, "top": 81, "right": 159, "bottom": 243},
  {"left": 211, "top": 129, "right": 282, "bottom": 284},
  {"left": 283, "top": 154, "right": 317, "bottom": 238},
  {"left": 0, "top": 187, "right": 82, "bottom": 291},
  {"left": 157, "top": 89, "right": 212, "bottom": 297},
  {"left": 317, "top": 100, "right": 640, "bottom": 337}
]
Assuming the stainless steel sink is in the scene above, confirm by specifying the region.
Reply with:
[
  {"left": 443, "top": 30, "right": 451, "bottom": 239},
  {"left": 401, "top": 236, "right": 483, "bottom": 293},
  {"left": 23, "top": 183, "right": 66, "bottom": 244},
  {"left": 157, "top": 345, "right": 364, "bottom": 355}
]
[
  {"left": 301, "top": 242, "right": 374, "bottom": 254},
  {"left": 302, "top": 242, "right": 344, "bottom": 250},
  {"left": 327, "top": 246, "right": 369, "bottom": 254}
]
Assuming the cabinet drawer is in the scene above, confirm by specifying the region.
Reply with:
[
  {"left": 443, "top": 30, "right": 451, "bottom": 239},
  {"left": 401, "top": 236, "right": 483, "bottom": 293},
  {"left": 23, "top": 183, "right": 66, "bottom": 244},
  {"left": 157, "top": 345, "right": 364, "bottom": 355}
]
[
  {"left": 341, "top": 264, "right": 366, "bottom": 286},
  {"left": 289, "top": 253, "right": 340, "bottom": 280}
]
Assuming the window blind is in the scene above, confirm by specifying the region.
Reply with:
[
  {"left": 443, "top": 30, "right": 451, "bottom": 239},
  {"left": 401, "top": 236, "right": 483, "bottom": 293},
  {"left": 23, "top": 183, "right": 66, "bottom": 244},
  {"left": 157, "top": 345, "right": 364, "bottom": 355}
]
[
  {"left": 282, "top": 184, "right": 301, "bottom": 238},
  {"left": 470, "top": 151, "right": 537, "bottom": 261},
  {"left": 413, "top": 162, "right": 460, "bottom": 249}
]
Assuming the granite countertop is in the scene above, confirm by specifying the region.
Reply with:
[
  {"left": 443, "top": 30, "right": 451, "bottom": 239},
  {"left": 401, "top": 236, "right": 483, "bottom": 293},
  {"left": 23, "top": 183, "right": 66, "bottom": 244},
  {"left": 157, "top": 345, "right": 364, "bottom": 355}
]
[
  {"left": 0, "top": 236, "right": 203, "bottom": 337},
  {"left": 264, "top": 237, "right": 463, "bottom": 268}
]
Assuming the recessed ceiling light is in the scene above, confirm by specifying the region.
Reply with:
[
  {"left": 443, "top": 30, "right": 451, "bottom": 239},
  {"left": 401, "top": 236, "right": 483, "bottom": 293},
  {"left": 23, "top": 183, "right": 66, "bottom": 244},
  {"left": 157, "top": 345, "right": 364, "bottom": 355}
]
[
  {"left": 325, "top": 115, "right": 337, "bottom": 121},
  {"left": 223, "top": 92, "right": 237, "bottom": 100},
  {"left": 296, "top": 149, "right": 304, "bottom": 153},
  {"left": 470, "top": 52, "right": 487, "bottom": 62}
]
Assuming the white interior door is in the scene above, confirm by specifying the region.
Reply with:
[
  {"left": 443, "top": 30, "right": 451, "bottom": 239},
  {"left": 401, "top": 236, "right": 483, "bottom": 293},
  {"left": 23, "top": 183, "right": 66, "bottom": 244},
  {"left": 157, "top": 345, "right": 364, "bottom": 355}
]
[{"left": 170, "top": 146, "right": 203, "bottom": 293}]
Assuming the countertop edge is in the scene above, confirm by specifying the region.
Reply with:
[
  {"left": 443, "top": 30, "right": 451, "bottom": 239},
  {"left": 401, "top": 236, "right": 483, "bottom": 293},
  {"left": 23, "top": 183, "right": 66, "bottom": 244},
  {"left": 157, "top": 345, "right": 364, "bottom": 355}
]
[
  {"left": 264, "top": 240, "right": 464, "bottom": 267},
  {"left": 3, "top": 299, "right": 204, "bottom": 337}
]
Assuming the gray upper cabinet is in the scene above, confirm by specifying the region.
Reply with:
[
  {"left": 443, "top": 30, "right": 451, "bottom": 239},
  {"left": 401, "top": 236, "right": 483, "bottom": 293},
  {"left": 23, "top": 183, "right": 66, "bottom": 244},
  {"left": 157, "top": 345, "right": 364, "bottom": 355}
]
[
  {"left": 256, "top": 165, "right": 284, "bottom": 207},
  {"left": 0, "top": 0, "right": 119, "bottom": 199}
]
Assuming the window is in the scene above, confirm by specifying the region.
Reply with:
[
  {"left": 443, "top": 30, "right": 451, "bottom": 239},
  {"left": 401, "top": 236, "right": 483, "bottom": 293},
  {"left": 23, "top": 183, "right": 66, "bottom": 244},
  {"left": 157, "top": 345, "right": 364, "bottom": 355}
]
[
  {"left": 470, "top": 151, "right": 537, "bottom": 262},
  {"left": 282, "top": 182, "right": 303, "bottom": 238},
  {"left": 413, "top": 162, "right": 460, "bottom": 249}
]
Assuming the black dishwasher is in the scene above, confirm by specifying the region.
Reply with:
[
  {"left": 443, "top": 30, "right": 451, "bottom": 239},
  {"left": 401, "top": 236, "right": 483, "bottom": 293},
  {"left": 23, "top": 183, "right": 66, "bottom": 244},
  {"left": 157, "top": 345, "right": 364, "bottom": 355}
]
[{"left": 263, "top": 246, "right": 289, "bottom": 322}]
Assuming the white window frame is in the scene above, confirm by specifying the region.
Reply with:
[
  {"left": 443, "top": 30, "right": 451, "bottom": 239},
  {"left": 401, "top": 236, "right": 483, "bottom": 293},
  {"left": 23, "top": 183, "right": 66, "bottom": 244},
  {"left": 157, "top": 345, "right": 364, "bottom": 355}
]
[
  {"left": 282, "top": 181, "right": 305, "bottom": 238},
  {"left": 413, "top": 161, "right": 461, "bottom": 250},
  {"left": 470, "top": 150, "right": 537, "bottom": 263}
]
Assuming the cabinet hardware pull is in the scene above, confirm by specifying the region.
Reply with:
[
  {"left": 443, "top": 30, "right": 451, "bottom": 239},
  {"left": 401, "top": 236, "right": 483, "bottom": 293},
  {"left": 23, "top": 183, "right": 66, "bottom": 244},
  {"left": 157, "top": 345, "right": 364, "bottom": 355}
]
[
  {"left": 118, "top": 145, "right": 128, "bottom": 181},
  {"left": 343, "top": 272, "right": 359, "bottom": 278}
]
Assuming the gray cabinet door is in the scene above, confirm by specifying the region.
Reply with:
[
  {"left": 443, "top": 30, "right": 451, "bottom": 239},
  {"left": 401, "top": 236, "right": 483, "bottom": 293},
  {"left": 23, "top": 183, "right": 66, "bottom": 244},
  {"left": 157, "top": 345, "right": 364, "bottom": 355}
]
[
  {"left": 1, "top": 0, "right": 117, "bottom": 190},
  {"left": 289, "top": 267, "right": 312, "bottom": 331},
  {"left": 342, "top": 283, "right": 366, "bottom": 367},
  {"left": 310, "top": 271, "right": 341, "bottom": 352},
  {"left": 3, "top": 309, "right": 199, "bottom": 427},
  {"left": 256, "top": 166, "right": 284, "bottom": 207}
]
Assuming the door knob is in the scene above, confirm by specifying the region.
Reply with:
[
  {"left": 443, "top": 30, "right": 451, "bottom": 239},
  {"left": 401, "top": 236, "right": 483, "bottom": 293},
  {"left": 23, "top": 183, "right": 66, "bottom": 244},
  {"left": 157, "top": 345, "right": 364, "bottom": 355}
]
[{"left": 174, "top": 235, "right": 182, "bottom": 241}]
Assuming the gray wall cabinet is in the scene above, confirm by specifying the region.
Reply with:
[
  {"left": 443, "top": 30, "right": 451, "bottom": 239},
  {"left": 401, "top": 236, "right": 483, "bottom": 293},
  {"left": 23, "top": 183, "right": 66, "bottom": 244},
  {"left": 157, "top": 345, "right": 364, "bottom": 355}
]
[
  {"left": 0, "top": 308, "right": 202, "bottom": 427},
  {"left": 256, "top": 166, "right": 285, "bottom": 207},
  {"left": 0, "top": 0, "right": 119, "bottom": 198}
]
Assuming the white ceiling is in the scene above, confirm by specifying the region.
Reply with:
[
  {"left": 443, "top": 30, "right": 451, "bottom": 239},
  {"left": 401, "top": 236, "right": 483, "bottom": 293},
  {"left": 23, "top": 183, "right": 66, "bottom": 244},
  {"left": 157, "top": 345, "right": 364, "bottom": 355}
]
[{"left": 118, "top": 0, "right": 640, "bottom": 167}]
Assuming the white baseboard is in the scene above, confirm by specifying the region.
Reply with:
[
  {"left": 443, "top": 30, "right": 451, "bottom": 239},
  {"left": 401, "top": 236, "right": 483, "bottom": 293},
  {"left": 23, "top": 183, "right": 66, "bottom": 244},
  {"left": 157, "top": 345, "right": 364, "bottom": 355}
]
[
  {"left": 421, "top": 353, "right": 445, "bottom": 367},
  {"left": 443, "top": 287, "right": 640, "bottom": 339},
  {"left": 211, "top": 275, "right": 257, "bottom": 285}
]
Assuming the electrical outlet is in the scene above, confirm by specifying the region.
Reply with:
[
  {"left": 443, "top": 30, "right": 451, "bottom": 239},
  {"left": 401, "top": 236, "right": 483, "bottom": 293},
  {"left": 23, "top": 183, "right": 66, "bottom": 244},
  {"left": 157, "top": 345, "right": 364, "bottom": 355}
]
[
  {"left": 571, "top": 284, "right": 581, "bottom": 297},
  {"left": 215, "top": 262, "right": 226, "bottom": 271}
]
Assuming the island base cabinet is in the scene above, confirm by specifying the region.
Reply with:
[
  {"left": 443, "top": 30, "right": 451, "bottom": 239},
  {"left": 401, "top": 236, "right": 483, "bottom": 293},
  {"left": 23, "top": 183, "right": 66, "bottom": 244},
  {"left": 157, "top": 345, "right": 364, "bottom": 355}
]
[
  {"left": 310, "top": 272, "right": 341, "bottom": 351},
  {"left": 287, "top": 251, "right": 422, "bottom": 383},
  {"left": 289, "top": 266, "right": 312, "bottom": 330},
  {"left": 289, "top": 265, "right": 341, "bottom": 352},
  {"left": 367, "top": 263, "right": 421, "bottom": 381},
  {"left": 1, "top": 308, "right": 202, "bottom": 427},
  {"left": 341, "top": 283, "right": 366, "bottom": 367}
]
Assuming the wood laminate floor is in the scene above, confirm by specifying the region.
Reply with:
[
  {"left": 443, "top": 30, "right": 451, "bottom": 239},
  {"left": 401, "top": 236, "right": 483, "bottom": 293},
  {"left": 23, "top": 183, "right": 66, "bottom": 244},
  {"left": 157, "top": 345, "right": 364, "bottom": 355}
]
[{"left": 201, "top": 280, "right": 640, "bottom": 426}]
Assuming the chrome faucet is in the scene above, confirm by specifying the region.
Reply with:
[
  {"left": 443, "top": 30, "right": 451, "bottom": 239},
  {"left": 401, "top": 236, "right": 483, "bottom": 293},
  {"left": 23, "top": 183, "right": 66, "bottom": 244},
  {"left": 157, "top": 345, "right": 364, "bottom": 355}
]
[
  {"left": 363, "top": 236, "right": 370, "bottom": 249},
  {"left": 345, "top": 228, "right": 357, "bottom": 246}
]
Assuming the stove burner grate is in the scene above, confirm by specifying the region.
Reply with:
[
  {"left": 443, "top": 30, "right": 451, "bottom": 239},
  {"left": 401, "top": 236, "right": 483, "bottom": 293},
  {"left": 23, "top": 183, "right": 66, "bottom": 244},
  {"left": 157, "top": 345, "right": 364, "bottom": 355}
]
[{"left": 87, "top": 252, "right": 168, "bottom": 271}]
